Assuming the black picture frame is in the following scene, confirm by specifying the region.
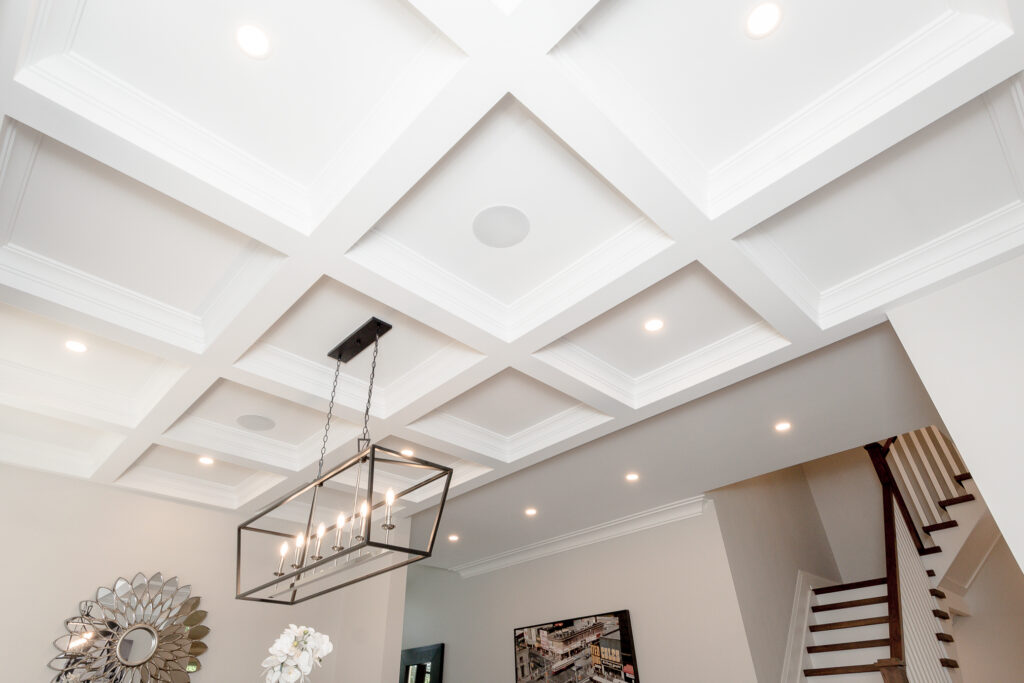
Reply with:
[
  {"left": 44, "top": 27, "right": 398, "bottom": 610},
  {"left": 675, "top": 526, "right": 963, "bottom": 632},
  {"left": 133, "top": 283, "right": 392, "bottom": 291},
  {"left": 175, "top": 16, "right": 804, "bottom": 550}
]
[
  {"left": 513, "top": 609, "right": 639, "bottom": 682},
  {"left": 400, "top": 643, "right": 444, "bottom": 683}
]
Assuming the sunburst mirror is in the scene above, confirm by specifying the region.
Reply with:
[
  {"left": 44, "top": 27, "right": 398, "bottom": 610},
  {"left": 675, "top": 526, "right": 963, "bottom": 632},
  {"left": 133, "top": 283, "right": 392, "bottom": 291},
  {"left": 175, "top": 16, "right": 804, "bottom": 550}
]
[{"left": 49, "top": 572, "right": 209, "bottom": 682}]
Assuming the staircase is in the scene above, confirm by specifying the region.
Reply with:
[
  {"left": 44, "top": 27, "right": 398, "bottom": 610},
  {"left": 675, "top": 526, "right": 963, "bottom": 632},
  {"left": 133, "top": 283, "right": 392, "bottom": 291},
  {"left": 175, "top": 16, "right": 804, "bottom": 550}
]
[{"left": 787, "top": 427, "right": 985, "bottom": 682}]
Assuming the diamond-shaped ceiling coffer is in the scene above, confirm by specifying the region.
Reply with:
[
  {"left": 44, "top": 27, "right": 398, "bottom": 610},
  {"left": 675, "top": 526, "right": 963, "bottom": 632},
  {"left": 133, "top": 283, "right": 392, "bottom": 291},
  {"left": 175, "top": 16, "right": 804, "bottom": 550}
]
[
  {"left": 235, "top": 278, "right": 484, "bottom": 418},
  {"left": 409, "top": 369, "right": 611, "bottom": 463},
  {"left": 117, "top": 445, "right": 284, "bottom": 509},
  {"left": 16, "top": 0, "right": 464, "bottom": 229},
  {"left": 535, "top": 263, "right": 789, "bottom": 409},
  {"left": 0, "top": 122, "right": 281, "bottom": 352},
  {"left": 163, "top": 379, "right": 357, "bottom": 473},
  {"left": 345, "top": 96, "right": 673, "bottom": 342},
  {"left": 553, "top": 0, "right": 1010, "bottom": 214},
  {"left": 737, "top": 91, "right": 1024, "bottom": 329}
]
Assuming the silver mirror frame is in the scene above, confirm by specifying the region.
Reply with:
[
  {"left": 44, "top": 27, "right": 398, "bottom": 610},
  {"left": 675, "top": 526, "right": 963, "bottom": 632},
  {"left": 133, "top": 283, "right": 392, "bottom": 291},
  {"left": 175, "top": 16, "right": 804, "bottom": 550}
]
[{"left": 49, "top": 572, "right": 208, "bottom": 683}]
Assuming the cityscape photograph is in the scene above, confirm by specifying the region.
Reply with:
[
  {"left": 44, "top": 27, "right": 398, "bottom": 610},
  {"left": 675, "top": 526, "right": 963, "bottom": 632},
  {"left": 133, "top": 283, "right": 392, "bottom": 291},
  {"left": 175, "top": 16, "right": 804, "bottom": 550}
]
[{"left": 514, "top": 610, "right": 639, "bottom": 683}]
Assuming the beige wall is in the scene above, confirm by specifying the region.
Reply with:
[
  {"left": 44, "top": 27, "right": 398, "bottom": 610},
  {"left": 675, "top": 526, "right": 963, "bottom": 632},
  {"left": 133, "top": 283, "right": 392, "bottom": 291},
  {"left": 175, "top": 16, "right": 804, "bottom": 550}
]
[
  {"left": 801, "top": 447, "right": 885, "bottom": 582},
  {"left": 888, "top": 252, "right": 1024, "bottom": 569},
  {"left": 709, "top": 465, "right": 841, "bottom": 683},
  {"left": 0, "top": 465, "right": 404, "bottom": 682},
  {"left": 402, "top": 504, "right": 758, "bottom": 682},
  {"left": 952, "top": 538, "right": 1024, "bottom": 681}
]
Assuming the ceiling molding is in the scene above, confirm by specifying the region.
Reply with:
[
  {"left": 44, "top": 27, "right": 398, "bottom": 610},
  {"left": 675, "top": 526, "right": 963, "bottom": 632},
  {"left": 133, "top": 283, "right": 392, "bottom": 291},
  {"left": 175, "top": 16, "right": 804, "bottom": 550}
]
[
  {"left": 117, "top": 464, "right": 284, "bottom": 509},
  {"left": 708, "top": 10, "right": 1012, "bottom": 216},
  {"left": 0, "top": 120, "right": 41, "bottom": 245},
  {"left": 347, "top": 217, "right": 674, "bottom": 342},
  {"left": 536, "top": 321, "right": 789, "bottom": 409},
  {"left": 450, "top": 494, "right": 706, "bottom": 578},
  {"left": 0, "top": 428, "right": 121, "bottom": 479}
]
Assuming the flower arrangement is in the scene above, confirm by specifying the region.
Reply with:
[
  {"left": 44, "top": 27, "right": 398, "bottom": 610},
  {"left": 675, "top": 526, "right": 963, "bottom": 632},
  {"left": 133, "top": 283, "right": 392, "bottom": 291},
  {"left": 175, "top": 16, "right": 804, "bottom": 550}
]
[{"left": 261, "top": 624, "right": 334, "bottom": 683}]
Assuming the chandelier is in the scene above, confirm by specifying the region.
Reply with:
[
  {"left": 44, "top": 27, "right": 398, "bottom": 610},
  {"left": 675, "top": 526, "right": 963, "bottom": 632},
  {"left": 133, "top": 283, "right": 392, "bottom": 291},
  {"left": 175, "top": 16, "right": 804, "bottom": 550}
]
[{"left": 235, "top": 318, "right": 452, "bottom": 605}]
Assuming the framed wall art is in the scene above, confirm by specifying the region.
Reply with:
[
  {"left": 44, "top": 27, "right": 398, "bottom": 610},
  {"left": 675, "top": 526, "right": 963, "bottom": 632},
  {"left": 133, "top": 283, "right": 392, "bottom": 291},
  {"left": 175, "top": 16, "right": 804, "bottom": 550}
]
[{"left": 513, "top": 609, "right": 638, "bottom": 682}]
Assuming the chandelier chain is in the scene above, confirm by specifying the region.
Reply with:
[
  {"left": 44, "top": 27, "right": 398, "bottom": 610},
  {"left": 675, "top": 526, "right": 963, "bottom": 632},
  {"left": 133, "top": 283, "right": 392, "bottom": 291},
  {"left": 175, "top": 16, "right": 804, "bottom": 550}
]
[
  {"left": 360, "top": 332, "right": 380, "bottom": 447},
  {"left": 316, "top": 358, "right": 342, "bottom": 478}
]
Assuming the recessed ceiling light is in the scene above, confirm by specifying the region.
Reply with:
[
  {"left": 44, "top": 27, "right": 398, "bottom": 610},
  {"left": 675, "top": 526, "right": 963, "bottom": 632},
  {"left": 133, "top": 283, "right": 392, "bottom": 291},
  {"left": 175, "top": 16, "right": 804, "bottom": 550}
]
[
  {"left": 473, "top": 205, "right": 530, "bottom": 248},
  {"left": 644, "top": 319, "right": 664, "bottom": 332},
  {"left": 746, "top": 3, "right": 782, "bottom": 38},
  {"left": 448, "top": 534, "right": 459, "bottom": 542},
  {"left": 198, "top": 456, "right": 215, "bottom": 465},
  {"left": 525, "top": 508, "right": 538, "bottom": 517},
  {"left": 775, "top": 421, "right": 792, "bottom": 432},
  {"left": 237, "top": 414, "right": 276, "bottom": 432},
  {"left": 625, "top": 473, "right": 639, "bottom": 482},
  {"left": 65, "top": 340, "right": 87, "bottom": 353},
  {"left": 236, "top": 25, "right": 271, "bottom": 58},
  {"left": 401, "top": 449, "right": 415, "bottom": 456}
]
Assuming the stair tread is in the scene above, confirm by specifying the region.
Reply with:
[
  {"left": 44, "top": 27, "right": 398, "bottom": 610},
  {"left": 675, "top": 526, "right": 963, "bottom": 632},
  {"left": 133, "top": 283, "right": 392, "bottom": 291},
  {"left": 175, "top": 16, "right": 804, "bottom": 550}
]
[
  {"left": 813, "top": 578, "right": 886, "bottom": 595},
  {"left": 923, "top": 520, "right": 958, "bottom": 533},
  {"left": 805, "top": 664, "right": 880, "bottom": 676},
  {"left": 954, "top": 472, "right": 973, "bottom": 483},
  {"left": 810, "top": 616, "right": 889, "bottom": 632},
  {"left": 941, "top": 658, "right": 960, "bottom": 669},
  {"left": 927, "top": 569, "right": 936, "bottom": 577},
  {"left": 933, "top": 609, "right": 950, "bottom": 620},
  {"left": 939, "top": 494, "right": 976, "bottom": 508},
  {"left": 812, "top": 596, "right": 888, "bottom": 612},
  {"left": 919, "top": 545, "right": 943, "bottom": 556},
  {"left": 807, "top": 639, "right": 890, "bottom": 653},
  {"left": 937, "top": 633, "right": 954, "bottom": 643},
  {"left": 930, "top": 588, "right": 946, "bottom": 599}
]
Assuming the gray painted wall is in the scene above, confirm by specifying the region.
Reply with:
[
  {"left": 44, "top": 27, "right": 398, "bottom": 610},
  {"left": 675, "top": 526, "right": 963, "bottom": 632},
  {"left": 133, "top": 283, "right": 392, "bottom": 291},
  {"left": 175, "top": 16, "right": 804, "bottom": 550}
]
[
  {"left": 402, "top": 504, "right": 758, "bottom": 682},
  {"left": 709, "top": 464, "right": 841, "bottom": 683}
]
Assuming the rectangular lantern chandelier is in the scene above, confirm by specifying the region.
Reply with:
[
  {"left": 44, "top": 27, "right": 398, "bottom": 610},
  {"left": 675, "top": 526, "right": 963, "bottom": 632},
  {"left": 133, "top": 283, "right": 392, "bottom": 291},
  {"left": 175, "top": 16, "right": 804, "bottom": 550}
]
[{"left": 235, "top": 318, "right": 453, "bottom": 605}]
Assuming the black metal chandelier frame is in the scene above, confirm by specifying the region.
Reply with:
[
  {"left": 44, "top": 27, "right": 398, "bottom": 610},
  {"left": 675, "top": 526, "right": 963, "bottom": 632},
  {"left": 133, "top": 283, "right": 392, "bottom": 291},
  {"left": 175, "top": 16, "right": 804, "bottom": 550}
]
[{"left": 234, "top": 318, "right": 453, "bottom": 605}]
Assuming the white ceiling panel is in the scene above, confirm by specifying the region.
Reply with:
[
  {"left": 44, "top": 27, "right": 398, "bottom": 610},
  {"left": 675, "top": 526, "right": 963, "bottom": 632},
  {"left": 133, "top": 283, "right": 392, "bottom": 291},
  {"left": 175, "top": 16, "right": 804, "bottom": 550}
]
[
  {"left": 0, "top": 403, "right": 123, "bottom": 477},
  {"left": 346, "top": 96, "right": 673, "bottom": 340},
  {"left": 8, "top": 132, "right": 270, "bottom": 312},
  {"left": 535, "top": 263, "right": 789, "bottom": 407},
  {"left": 239, "top": 277, "right": 483, "bottom": 417},
  {"left": 118, "top": 444, "right": 284, "bottom": 508},
  {"left": 738, "top": 84, "right": 1024, "bottom": 328},
  {"left": 0, "top": 302, "right": 182, "bottom": 426}
]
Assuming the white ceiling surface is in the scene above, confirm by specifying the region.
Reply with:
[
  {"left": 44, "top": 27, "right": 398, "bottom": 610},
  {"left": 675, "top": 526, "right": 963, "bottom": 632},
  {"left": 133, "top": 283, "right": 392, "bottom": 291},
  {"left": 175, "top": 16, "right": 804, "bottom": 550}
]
[{"left": 0, "top": 0, "right": 1023, "bottom": 547}]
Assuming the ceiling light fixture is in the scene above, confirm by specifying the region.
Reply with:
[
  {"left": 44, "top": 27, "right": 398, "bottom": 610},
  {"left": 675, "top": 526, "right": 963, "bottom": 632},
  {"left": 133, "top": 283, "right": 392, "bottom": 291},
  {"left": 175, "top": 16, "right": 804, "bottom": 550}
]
[
  {"left": 448, "top": 535, "right": 459, "bottom": 542},
  {"left": 65, "top": 340, "right": 87, "bottom": 353},
  {"left": 746, "top": 3, "right": 782, "bottom": 38},
  {"left": 775, "top": 421, "right": 792, "bottom": 432},
  {"left": 643, "top": 319, "right": 664, "bottom": 332},
  {"left": 625, "top": 473, "right": 639, "bottom": 482},
  {"left": 525, "top": 508, "right": 538, "bottom": 517},
  {"left": 236, "top": 25, "right": 271, "bottom": 58},
  {"left": 198, "top": 456, "right": 215, "bottom": 466},
  {"left": 236, "top": 318, "right": 453, "bottom": 605}
]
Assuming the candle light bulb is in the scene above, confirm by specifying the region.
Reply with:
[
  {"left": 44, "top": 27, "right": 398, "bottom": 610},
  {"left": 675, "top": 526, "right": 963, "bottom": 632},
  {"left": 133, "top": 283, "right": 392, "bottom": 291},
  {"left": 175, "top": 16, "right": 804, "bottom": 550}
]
[
  {"left": 361, "top": 500, "right": 369, "bottom": 517},
  {"left": 292, "top": 533, "right": 305, "bottom": 569},
  {"left": 356, "top": 500, "right": 369, "bottom": 542},
  {"left": 333, "top": 513, "right": 345, "bottom": 551},
  {"left": 275, "top": 541, "right": 288, "bottom": 576},
  {"left": 310, "top": 522, "right": 326, "bottom": 562},
  {"left": 385, "top": 488, "right": 396, "bottom": 507},
  {"left": 383, "top": 488, "right": 397, "bottom": 535}
]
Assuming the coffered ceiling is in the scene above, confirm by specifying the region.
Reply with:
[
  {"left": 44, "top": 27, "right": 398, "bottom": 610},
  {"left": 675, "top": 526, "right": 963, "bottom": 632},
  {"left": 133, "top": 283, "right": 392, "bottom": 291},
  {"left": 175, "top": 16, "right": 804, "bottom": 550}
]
[{"left": 2, "top": 0, "right": 1024, "bottom": 547}]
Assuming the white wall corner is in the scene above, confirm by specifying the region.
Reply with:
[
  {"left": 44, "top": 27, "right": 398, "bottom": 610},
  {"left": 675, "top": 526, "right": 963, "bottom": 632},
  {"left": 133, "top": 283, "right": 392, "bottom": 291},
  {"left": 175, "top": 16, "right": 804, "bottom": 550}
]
[{"left": 780, "top": 570, "right": 838, "bottom": 683}]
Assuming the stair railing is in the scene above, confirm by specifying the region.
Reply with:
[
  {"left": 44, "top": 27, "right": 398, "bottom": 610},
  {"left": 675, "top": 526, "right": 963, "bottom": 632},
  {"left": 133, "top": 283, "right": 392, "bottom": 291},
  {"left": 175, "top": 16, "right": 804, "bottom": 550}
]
[{"left": 866, "top": 438, "right": 910, "bottom": 683}]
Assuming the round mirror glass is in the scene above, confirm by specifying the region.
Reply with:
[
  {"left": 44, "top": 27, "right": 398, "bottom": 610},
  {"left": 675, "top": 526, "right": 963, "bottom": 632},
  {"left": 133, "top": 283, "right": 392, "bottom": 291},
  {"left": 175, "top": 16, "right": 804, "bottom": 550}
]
[{"left": 116, "top": 625, "right": 158, "bottom": 666}]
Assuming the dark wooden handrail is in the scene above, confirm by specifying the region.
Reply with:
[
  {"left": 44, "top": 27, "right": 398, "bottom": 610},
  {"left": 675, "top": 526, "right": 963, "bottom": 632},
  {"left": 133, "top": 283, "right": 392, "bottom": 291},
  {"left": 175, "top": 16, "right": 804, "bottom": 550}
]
[
  {"left": 865, "top": 439, "right": 928, "bottom": 556},
  {"left": 864, "top": 438, "right": 910, "bottom": 682}
]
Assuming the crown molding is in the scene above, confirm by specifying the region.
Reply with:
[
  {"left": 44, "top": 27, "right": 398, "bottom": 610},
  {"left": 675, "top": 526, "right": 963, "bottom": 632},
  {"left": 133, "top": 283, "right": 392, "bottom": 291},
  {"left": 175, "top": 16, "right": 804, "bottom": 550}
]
[
  {"left": 451, "top": 495, "right": 706, "bottom": 578},
  {"left": 0, "top": 244, "right": 207, "bottom": 351},
  {"left": 162, "top": 416, "right": 334, "bottom": 472},
  {"left": 535, "top": 321, "right": 789, "bottom": 409},
  {"left": 409, "top": 402, "right": 610, "bottom": 464},
  {"left": 117, "top": 465, "right": 284, "bottom": 509},
  {"left": 0, "top": 120, "right": 41, "bottom": 246},
  {"left": 708, "top": 11, "right": 1011, "bottom": 216},
  {"left": 347, "top": 218, "right": 672, "bottom": 342},
  {"left": 0, "top": 429, "right": 120, "bottom": 479}
]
